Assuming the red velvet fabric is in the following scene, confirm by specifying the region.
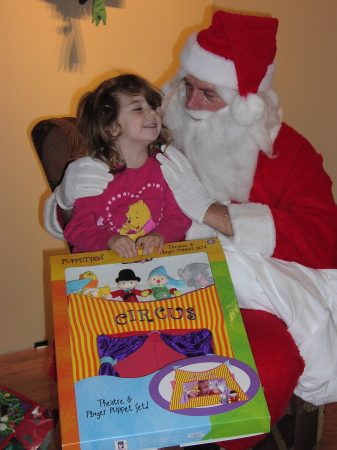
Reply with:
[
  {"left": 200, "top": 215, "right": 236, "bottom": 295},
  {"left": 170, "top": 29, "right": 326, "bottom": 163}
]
[
  {"left": 251, "top": 123, "right": 337, "bottom": 269},
  {"left": 115, "top": 332, "right": 188, "bottom": 378},
  {"left": 218, "top": 309, "right": 305, "bottom": 450}
]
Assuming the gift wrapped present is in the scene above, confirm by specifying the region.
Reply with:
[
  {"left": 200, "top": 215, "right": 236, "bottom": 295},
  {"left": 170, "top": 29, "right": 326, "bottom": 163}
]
[{"left": 0, "top": 385, "right": 57, "bottom": 450}]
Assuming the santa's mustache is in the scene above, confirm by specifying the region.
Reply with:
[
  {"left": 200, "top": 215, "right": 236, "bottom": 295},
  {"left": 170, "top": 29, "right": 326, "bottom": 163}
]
[{"left": 185, "top": 109, "right": 218, "bottom": 121}]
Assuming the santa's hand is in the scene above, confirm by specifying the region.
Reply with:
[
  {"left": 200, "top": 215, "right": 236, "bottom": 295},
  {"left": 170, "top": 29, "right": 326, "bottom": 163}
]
[
  {"left": 55, "top": 156, "right": 113, "bottom": 210},
  {"left": 156, "top": 146, "right": 213, "bottom": 223}
]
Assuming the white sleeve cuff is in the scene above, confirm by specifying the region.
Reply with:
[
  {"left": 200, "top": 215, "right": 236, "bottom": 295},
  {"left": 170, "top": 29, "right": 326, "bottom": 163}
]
[
  {"left": 227, "top": 203, "right": 275, "bottom": 256},
  {"left": 44, "top": 191, "right": 66, "bottom": 241},
  {"left": 185, "top": 221, "right": 218, "bottom": 240}
]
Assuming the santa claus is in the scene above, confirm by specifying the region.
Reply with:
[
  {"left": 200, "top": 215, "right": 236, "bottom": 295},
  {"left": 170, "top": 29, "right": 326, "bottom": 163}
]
[
  {"left": 44, "top": 10, "right": 337, "bottom": 450},
  {"left": 154, "top": 12, "right": 337, "bottom": 448}
]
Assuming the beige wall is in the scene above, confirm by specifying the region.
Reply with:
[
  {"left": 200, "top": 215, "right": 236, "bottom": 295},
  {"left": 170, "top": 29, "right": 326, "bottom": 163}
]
[
  {"left": 1, "top": 0, "right": 336, "bottom": 355},
  {"left": 0, "top": 0, "right": 211, "bottom": 355}
]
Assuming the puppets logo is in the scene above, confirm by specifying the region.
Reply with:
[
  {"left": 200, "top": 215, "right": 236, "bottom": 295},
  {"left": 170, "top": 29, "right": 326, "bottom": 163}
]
[{"left": 62, "top": 254, "right": 105, "bottom": 265}]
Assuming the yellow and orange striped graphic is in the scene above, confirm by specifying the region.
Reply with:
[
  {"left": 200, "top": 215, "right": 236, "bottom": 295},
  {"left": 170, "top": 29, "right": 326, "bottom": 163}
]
[{"left": 68, "top": 284, "right": 233, "bottom": 382}]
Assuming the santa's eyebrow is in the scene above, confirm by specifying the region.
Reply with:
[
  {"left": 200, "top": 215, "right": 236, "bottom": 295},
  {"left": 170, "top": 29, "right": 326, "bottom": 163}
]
[
  {"left": 182, "top": 78, "right": 218, "bottom": 94},
  {"left": 202, "top": 88, "right": 217, "bottom": 94}
]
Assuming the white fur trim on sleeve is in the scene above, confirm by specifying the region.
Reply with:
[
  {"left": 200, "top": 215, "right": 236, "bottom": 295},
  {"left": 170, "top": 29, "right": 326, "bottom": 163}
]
[
  {"left": 227, "top": 202, "right": 275, "bottom": 256},
  {"left": 44, "top": 191, "right": 66, "bottom": 241},
  {"left": 185, "top": 221, "right": 218, "bottom": 240}
]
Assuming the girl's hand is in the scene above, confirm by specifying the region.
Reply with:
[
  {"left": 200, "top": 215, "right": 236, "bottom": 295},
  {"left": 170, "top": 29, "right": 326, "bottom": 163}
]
[
  {"left": 108, "top": 235, "right": 137, "bottom": 258},
  {"left": 136, "top": 233, "right": 165, "bottom": 255}
]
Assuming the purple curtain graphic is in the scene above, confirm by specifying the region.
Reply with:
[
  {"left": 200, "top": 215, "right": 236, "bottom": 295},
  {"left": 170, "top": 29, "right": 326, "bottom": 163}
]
[
  {"left": 97, "top": 334, "right": 148, "bottom": 376},
  {"left": 97, "top": 329, "right": 213, "bottom": 376},
  {"left": 160, "top": 328, "right": 213, "bottom": 357}
]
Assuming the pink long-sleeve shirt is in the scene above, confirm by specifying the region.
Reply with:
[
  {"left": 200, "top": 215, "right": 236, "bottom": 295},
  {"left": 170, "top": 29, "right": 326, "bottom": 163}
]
[{"left": 64, "top": 156, "right": 192, "bottom": 253}]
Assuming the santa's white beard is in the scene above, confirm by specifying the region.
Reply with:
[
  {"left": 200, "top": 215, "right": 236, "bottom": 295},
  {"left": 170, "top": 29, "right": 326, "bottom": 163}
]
[{"left": 164, "top": 87, "right": 264, "bottom": 203}]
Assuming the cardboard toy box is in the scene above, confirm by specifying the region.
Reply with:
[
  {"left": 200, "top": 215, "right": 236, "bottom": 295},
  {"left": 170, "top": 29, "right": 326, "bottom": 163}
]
[{"left": 50, "top": 238, "right": 270, "bottom": 450}]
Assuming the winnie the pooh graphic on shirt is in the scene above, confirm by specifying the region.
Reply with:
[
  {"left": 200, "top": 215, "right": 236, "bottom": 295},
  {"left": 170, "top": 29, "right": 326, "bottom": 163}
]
[{"left": 119, "top": 200, "right": 156, "bottom": 241}]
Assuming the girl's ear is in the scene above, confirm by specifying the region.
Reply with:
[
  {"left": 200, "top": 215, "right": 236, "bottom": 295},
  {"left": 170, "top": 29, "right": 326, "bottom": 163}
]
[{"left": 110, "top": 123, "right": 121, "bottom": 138}]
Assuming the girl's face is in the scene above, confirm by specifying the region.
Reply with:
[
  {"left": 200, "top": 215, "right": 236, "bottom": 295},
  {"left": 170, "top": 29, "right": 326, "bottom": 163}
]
[{"left": 116, "top": 94, "right": 162, "bottom": 152}]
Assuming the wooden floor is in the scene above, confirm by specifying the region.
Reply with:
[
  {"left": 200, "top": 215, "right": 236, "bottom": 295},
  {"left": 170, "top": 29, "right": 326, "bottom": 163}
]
[
  {"left": 0, "top": 346, "right": 61, "bottom": 449},
  {"left": 0, "top": 346, "right": 335, "bottom": 449},
  {"left": 320, "top": 402, "right": 337, "bottom": 450}
]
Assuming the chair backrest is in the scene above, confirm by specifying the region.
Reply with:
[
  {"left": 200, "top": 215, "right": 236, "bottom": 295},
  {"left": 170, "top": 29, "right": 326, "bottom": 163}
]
[{"left": 31, "top": 117, "right": 76, "bottom": 191}]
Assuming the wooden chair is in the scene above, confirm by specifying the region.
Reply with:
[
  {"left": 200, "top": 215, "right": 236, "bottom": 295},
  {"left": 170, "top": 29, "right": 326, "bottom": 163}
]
[{"left": 31, "top": 117, "right": 76, "bottom": 192}]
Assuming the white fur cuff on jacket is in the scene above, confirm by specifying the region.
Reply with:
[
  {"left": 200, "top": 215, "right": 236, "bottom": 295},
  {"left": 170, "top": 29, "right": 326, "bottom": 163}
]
[
  {"left": 227, "top": 202, "right": 275, "bottom": 256},
  {"left": 185, "top": 221, "right": 218, "bottom": 240},
  {"left": 44, "top": 191, "right": 66, "bottom": 241}
]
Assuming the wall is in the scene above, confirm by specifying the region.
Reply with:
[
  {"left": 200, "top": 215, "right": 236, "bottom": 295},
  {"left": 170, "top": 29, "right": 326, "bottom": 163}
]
[
  {"left": 0, "top": 0, "right": 211, "bottom": 355},
  {"left": 213, "top": 0, "right": 337, "bottom": 199},
  {"left": 1, "top": 0, "right": 337, "bottom": 355}
]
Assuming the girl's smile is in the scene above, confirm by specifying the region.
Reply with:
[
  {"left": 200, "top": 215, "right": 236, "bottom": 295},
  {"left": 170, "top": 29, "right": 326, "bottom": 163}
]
[{"left": 116, "top": 94, "right": 162, "bottom": 151}]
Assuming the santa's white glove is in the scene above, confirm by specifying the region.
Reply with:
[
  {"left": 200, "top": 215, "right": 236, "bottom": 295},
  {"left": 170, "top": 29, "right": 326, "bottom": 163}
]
[
  {"left": 156, "top": 145, "right": 213, "bottom": 223},
  {"left": 55, "top": 156, "right": 113, "bottom": 210}
]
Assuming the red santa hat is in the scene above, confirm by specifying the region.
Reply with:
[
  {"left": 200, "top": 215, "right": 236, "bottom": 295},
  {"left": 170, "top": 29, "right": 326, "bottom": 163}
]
[{"left": 180, "top": 11, "right": 279, "bottom": 125}]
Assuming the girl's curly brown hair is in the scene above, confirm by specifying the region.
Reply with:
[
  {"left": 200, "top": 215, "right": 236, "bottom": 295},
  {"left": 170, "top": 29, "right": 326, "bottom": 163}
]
[{"left": 71, "top": 73, "right": 171, "bottom": 173}]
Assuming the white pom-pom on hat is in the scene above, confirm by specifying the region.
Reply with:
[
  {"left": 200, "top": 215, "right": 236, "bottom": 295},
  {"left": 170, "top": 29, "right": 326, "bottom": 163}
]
[{"left": 231, "top": 93, "right": 265, "bottom": 126}]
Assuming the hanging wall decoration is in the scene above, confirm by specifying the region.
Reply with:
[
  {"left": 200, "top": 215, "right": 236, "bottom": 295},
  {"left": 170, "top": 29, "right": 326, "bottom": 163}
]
[{"left": 79, "top": 0, "right": 107, "bottom": 25}]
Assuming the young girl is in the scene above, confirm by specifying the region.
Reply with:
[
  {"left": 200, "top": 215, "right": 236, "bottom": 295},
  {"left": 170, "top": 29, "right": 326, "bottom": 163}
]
[{"left": 64, "top": 74, "right": 191, "bottom": 257}]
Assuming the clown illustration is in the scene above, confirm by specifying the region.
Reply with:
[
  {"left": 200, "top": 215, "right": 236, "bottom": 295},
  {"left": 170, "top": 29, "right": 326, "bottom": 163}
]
[
  {"left": 111, "top": 269, "right": 144, "bottom": 302},
  {"left": 226, "top": 390, "right": 241, "bottom": 403},
  {"left": 141, "top": 266, "right": 184, "bottom": 300}
]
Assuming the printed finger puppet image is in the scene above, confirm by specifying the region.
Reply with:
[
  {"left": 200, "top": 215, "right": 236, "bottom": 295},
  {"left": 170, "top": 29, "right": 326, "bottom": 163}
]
[
  {"left": 66, "top": 270, "right": 112, "bottom": 299},
  {"left": 65, "top": 253, "right": 214, "bottom": 303},
  {"left": 177, "top": 262, "right": 214, "bottom": 289},
  {"left": 81, "top": 285, "right": 112, "bottom": 299},
  {"left": 111, "top": 269, "right": 145, "bottom": 302},
  {"left": 141, "top": 265, "right": 185, "bottom": 300},
  {"left": 225, "top": 390, "right": 241, "bottom": 404}
]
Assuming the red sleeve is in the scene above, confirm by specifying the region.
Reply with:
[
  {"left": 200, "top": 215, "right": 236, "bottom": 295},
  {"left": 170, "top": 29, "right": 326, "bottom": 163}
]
[
  {"left": 251, "top": 124, "right": 337, "bottom": 269},
  {"left": 64, "top": 196, "right": 115, "bottom": 252}
]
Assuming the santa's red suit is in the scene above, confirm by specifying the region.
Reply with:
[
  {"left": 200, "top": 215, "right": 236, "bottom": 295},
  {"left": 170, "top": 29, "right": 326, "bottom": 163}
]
[{"left": 244, "top": 122, "right": 337, "bottom": 269}]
